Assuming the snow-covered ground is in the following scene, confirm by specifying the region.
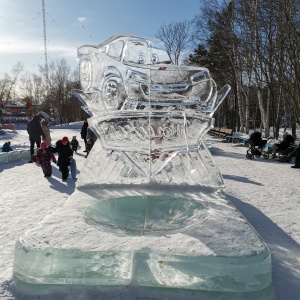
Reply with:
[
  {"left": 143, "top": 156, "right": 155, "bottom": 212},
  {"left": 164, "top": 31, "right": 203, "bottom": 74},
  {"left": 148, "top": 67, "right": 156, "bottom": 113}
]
[{"left": 0, "top": 123, "right": 300, "bottom": 300}]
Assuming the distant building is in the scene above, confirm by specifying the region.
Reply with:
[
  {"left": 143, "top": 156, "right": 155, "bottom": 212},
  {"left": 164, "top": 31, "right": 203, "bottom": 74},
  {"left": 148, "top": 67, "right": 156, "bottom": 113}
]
[{"left": 0, "top": 104, "right": 29, "bottom": 124}]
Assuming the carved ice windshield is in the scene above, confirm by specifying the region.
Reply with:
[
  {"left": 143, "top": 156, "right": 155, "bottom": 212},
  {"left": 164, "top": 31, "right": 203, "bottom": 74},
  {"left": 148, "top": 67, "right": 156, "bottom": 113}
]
[{"left": 123, "top": 38, "right": 172, "bottom": 65}]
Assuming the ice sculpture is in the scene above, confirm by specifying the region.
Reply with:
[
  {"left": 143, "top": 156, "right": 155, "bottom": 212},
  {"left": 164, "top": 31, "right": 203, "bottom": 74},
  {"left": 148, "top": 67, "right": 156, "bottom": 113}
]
[{"left": 13, "top": 34, "right": 272, "bottom": 299}]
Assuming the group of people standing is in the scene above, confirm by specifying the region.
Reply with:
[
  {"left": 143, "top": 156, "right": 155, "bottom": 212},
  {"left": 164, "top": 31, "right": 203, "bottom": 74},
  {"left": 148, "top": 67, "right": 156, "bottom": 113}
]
[{"left": 26, "top": 113, "right": 93, "bottom": 181}]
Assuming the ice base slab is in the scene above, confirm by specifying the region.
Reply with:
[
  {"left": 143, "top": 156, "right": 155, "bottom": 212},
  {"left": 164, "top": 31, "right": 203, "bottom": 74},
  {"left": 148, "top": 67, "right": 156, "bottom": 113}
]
[{"left": 13, "top": 185, "right": 272, "bottom": 296}]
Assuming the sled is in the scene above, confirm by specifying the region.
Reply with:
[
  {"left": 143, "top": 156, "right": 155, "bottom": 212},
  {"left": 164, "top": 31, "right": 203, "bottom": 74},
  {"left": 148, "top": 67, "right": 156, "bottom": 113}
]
[{"left": 70, "top": 158, "right": 77, "bottom": 179}]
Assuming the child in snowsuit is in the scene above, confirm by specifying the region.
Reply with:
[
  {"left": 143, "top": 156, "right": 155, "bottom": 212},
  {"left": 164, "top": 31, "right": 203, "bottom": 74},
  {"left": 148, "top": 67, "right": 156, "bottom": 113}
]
[
  {"left": 52, "top": 137, "right": 73, "bottom": 181},
  {"left": 70, "top": 136, "right": 79, "bottom": 153},
  {"left": 36, "top": 142, "right": 56, "bottom": 177}
]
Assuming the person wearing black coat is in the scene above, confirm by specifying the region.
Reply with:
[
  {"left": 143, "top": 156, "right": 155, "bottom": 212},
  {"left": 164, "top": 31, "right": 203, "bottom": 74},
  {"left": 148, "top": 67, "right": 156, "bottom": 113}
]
[
  {"left": 2, "top": 141, "right": 13, "bottom": 152},
  {"left": 288, "top": 143, "right": 300, "bottom": 169},
  {"left": 85, "top": 127, "right": 97, "bottom": 158},
  {"left": 270, "top": 132, "right": 295, "bottom": 159},
  {"left": 27, "top": 114, "right": 46, "bottom": 162},
  {"left": 80, "top": 118, "right": 89, "bottom": 152},
  {"left": 52, "top": 137, "right": 73, "bottom": 181}
]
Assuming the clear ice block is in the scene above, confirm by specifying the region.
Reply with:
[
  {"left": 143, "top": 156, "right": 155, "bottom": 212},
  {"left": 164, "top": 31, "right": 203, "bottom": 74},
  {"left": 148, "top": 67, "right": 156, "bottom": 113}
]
[{"left": 13, "top": 187, "right": 272, "bottom": 297}]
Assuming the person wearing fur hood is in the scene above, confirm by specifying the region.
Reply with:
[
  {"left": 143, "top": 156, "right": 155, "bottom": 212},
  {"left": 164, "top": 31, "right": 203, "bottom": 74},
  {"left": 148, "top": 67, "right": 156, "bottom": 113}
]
[{"left": 41, "top": 118, "right": 52, "bottom": 146}]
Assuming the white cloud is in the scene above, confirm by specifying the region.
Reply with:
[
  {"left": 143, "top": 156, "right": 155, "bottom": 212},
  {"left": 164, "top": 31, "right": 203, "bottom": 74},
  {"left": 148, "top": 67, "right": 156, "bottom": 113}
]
[
  {"left": 0, "top": 39, "right": 43, "bottom": 54},
  {"left": 0, "top": 34, "right": 78, "bottom": 74},
  {"left": 78, "top": 17, "right": 86, "bottom": 23},
  {"left": 0, "top": 35, "right": 76, "bottom": 56}
]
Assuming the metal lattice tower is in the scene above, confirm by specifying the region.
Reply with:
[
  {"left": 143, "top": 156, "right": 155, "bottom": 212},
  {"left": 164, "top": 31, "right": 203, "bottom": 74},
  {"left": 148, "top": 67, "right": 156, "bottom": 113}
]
[{"left": 42, "top": 0, "right": 48, "bottom": 79}]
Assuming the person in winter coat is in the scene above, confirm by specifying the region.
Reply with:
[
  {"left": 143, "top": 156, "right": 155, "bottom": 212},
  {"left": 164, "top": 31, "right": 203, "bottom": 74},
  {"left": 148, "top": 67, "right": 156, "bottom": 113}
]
[
  {"left": 27, "top": 114, "right": 46, "bottom": 162},
  {"left": 41, "top": 118, "right": 52, "bottom": 146},
  {"left": 80, "top": 118, "right": 89, "bottom": 152},
  {"left": 270, "top": 132, "right": 295, "bottom": 159},
  {"left": 288, "top": 143, "right": 300, "bottom": 169},
  {"left": 2, "top": 141, "right": 13, "bottom": 152},
  {"left": 36, "top": 141, "right": 56, "bottom": 177},
  {"left": 52, "top": 137, "right": 73, "bottom": 181},
  {"left": 85, "top": 127, "right": 97, "bottom": 158}
]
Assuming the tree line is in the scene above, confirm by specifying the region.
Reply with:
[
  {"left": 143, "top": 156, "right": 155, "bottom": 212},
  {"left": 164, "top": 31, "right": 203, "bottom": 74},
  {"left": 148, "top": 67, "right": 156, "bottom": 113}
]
[
  {"left": 0, "top": 59, "right": 87, "bottom": 124},
  {"left": 1, "top": 0, "right": 300, "bottom": 138},
  {"left": 157, "top": 0, "right": 300, "bottom": 138}
]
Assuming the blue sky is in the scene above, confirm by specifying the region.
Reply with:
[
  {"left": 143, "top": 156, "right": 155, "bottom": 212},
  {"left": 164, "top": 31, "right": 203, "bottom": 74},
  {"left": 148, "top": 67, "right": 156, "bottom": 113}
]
[{"left": 0, "top": 0, "right": 201, "bottom": 74}]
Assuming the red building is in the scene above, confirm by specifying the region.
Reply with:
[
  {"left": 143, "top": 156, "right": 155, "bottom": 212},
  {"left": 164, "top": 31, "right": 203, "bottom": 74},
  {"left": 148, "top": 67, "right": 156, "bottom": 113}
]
[{"left": 1, "top": 104, "right": 29, "bottom": 124}]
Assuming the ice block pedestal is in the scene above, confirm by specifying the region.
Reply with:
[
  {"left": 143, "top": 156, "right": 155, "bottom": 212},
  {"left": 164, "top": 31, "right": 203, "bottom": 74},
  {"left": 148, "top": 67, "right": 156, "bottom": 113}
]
[{"left": 13, "top": 184, "right": 272, "bottom": 299}]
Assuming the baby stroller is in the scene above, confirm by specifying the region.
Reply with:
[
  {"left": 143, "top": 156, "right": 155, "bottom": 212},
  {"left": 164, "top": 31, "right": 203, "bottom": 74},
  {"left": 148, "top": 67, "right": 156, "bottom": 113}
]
[{"left": 246, "top": 132, "right": 269, "bottom": 160}]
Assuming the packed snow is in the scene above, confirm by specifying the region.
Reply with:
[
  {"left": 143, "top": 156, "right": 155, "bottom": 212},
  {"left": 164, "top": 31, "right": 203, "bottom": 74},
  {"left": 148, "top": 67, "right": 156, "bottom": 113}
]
[{"left": 0, "top": 123, "right": 300, "bottom": 300}]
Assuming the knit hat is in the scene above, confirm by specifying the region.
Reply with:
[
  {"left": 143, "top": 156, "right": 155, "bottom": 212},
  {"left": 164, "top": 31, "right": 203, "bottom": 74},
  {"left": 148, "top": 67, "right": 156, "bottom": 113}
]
[
  {"left": 40, "top": 142, "right": 47, "bottom": 149},
  {"left": 61, "top": 137, "right": 69, "bottom": 144}
]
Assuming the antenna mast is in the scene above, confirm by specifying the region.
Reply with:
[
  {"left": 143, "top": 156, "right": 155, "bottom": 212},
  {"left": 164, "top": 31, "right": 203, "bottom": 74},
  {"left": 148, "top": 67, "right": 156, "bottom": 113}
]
[{"left": 42, "top": 0, "right": 48, "bottom": 79}]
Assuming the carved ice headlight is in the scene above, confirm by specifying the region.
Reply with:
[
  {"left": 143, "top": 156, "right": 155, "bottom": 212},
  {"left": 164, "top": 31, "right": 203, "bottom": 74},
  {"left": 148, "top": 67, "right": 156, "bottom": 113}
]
[
  {"left": 191, "top": 70, "right": 210, "bottom": 84},
  {"left": 127, "top": 69, "right": 149, "bottom": 82}
]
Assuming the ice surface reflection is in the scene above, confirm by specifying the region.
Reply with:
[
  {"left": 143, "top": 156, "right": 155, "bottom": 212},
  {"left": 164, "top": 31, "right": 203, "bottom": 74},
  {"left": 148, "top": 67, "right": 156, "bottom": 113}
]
[{"left": 84, "top": 195, "right": 208, "bottom": 236}]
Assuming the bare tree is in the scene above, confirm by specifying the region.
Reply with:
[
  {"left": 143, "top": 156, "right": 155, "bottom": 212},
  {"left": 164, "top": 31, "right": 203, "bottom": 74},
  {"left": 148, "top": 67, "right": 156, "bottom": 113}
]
[
  {"left": 278, "top": 0, "right": 300, "bottom": 136},
  {"left": 156, "top": 20, "right": 192, "bottom": 65},
  {"left": 0, "top": 58, "right": 84, "bottom": 122},
  {"left": 192, "top": 0, "right": 246, "bottom": 132},
  {"left": 191, "top": 0, "right": 300, "bottom": 137},
  {"left": 40, "top": 58, "right": 71, "bottom": 123},
  {"left": 0, "top": 62, "right": 24, "bottom": 112},
  {"left": 19, "top": 72, "right": 43, "bottom": 101}
]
